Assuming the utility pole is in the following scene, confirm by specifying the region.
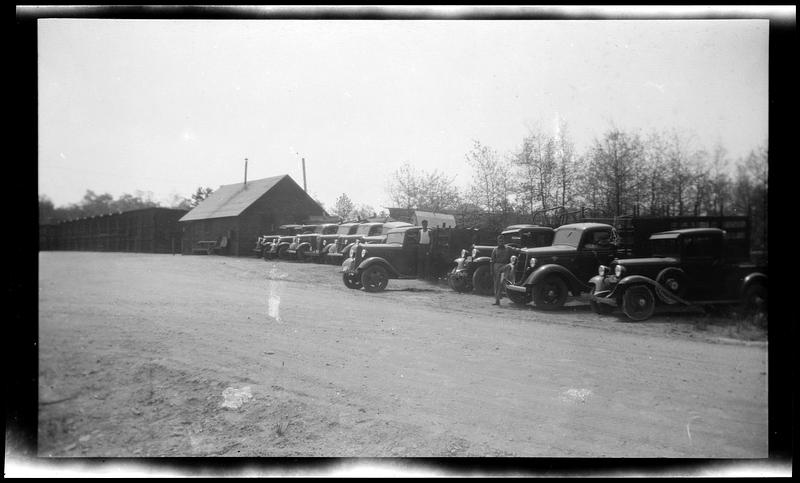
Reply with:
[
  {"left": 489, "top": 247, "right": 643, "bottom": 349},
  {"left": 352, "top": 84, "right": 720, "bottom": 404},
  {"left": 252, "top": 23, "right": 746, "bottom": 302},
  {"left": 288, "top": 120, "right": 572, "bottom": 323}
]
[{"left": 244, "top": 157, "right": 248, "bottom": 187}]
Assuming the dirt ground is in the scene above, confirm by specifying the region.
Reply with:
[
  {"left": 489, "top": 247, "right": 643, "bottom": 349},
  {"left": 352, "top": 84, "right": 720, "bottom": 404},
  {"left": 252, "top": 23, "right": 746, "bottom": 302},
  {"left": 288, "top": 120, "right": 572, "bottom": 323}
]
[{"left": 35, "top": 251, "right": 768, "bottom": 465}]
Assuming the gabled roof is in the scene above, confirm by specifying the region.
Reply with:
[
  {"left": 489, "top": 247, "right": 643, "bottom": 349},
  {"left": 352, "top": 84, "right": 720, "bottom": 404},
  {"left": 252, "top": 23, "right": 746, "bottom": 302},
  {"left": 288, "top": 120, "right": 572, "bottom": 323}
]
[{"left": 180, "top": 175, "right": 292, "bottom": 222}]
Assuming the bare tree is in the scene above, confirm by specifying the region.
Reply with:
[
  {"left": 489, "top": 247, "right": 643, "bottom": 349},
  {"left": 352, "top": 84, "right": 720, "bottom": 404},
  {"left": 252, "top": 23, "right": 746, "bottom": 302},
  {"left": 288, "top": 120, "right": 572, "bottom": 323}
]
[
  {"left": 464, "top": 140, "right": 511, "bottom": 213},
  {"left": 512, "top": 126, "right": 557, "bottom": 214},
  {"left": 707, "top": 144, "right": 733, "bottom": 216},
  {"left": 190, "top": 187, "right": 214, "bottom": 207},
  {"left": 553, "top": 120, "right": 582, "bottom": 210},
  {"left": 386, "top": 161, "right": 461, "bottom": 212},
  {"left": 333, "top": 193, "right": 355, "bottom": 220},
  {"left": 585, "top": 127, "right": 644, "bottom": 217}
]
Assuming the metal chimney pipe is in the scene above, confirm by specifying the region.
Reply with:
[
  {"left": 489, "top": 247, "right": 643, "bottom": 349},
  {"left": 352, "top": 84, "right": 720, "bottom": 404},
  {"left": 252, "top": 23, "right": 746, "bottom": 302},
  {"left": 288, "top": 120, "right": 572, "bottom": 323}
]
[
  {"left": 302, "top": 157, "right": 307, "bottom": 192},
  {"left": 244, "top": 157, "right": 248, "bottom": 187}
]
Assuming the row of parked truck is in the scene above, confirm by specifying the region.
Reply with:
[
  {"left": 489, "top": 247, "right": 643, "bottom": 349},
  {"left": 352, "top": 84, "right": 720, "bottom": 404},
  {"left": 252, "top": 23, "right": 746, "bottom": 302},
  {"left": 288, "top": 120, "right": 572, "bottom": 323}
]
[{"left": 253, "top": 217, "right": 768, "bottom": 323}]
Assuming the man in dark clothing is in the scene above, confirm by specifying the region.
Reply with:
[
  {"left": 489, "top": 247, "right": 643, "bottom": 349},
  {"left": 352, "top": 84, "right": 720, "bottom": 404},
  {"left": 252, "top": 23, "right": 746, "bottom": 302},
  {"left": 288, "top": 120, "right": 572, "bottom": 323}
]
[{"left": 491, "top": 234, "right": 519, "bottom": 305}]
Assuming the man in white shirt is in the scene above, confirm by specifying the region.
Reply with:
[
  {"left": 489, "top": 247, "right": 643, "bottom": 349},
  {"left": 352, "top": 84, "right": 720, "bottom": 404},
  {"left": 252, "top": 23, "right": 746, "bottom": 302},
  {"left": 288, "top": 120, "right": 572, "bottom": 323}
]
[{"left": 417, "top": 220, "right": 431, "bottom": 280}]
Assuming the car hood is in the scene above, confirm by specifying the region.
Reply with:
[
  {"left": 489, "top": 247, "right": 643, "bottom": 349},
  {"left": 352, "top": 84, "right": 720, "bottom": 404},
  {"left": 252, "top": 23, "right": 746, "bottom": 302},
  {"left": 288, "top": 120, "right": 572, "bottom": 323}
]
[
  {"left": 362, "top": 235, "right": 387, "bottom": 243},
  {"left": 616, "top": 257, "right": 679, "bottom": 268},
  {"left": 521, "top": 245, "right": 578, "bottom": 257}
]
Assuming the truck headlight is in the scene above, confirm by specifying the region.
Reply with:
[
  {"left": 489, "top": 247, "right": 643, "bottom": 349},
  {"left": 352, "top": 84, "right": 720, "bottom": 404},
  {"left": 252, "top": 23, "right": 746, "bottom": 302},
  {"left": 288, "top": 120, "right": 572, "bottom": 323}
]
[
  {"left": 510, "top": 255, "right": 517, "bottom": 265},
  {"left": 529, "top": 257, "right": 537, "bottom": 268},
  {"left": 471, "top": 248, "right": 477, "bottom": 258},
  {"left": 614, "top": 264, "right": 625, "bottom": 278},
  {"left": 598, "top": 265, "right": 609, "bottom": 276},
  {"left": 361, "top": 249, "right": 367, "bottom": 258},
  {"left": 461, "top": 249, "right": 467, "bottom": 258}
]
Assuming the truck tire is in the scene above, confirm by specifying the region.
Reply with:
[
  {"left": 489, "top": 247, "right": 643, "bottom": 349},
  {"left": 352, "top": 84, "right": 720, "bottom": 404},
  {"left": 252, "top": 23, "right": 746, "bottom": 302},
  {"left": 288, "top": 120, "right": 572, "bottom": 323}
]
[
  {"left": 656, "top": 268, "right": 688, "bottom": 304},
  {"left": 532, "top": 275, "right": 568, "bottom": 310},
  {"left": 277, "top": 244, "right": 289, "bottom": 260},
  {"left": 296, "top": 245, "right": 308, "bottom": 262},
  {"left": 449, "top": 269, "right": 471, "bottom": 293},
  {"left": 472, "top": 265, "right": 493, "bottom": 295},
  {"left": 622, "top": 284, "right": 656, "bottom": 321},
  {"left": 342, "top": 272, "right": 362, "bottom": 289},
  {"left": 361, "top": 265, "right": 389, "bottom": 292},
  {"left": 740, "top": 284, "right": 767, "bottom": 323},
  {"left": 505, "top": 283, "right": 531, "bottom": 306},
  {"left": 589, "top": 287, "right": 614, "bottom": 315}
]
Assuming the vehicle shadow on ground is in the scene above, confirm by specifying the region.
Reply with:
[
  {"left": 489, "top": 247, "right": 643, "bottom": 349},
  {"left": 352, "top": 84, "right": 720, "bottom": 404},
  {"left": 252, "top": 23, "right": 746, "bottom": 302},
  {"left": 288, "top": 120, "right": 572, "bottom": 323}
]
[{"left": 384, "top": 287, "right": 440, "bottom": 293}]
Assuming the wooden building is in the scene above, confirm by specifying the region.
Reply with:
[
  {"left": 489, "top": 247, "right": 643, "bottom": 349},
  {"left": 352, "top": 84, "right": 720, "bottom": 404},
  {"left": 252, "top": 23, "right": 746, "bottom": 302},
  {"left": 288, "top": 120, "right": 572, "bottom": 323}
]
[
  {"left": 179, "top": 175, "right": 326, "bottom": 256},
  {"left": 45, "top": 207, "right": 188, "bottom": 253}
]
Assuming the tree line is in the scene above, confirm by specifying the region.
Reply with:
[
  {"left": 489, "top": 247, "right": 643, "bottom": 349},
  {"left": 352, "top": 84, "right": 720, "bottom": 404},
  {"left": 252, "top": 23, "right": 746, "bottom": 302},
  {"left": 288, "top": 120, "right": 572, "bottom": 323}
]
[
  {"left": 39, "top": 187, "right": 214, "bottom": 225},
  {"left": 383, "top": 123, "right": 768, "bottom": 250}
]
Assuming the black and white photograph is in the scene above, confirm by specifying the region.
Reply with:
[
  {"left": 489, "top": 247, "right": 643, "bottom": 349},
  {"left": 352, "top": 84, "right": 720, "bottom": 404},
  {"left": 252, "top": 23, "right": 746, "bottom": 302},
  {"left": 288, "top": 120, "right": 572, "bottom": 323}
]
[{"left": 11, "top": 4, "right": 794, "bottom": 478}]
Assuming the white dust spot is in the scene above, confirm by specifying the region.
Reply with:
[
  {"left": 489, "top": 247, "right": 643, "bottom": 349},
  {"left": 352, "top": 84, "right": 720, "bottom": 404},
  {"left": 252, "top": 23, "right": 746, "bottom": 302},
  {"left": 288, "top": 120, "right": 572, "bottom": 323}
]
[
  {"left": 560, "top": 388, "right": 593, "bottom": 403},
  {"left": 221, "top": 386, "right": 253, "bottom": 410},
  {"left": 266, "top": 267, "right": 287, "bottom": 322}
]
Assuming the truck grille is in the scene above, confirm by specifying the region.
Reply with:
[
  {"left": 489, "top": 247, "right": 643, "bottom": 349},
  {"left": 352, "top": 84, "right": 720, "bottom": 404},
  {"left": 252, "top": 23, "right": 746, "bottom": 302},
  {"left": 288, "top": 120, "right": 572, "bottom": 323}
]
[{"left": 512, "top": 252, "right": 528, "bottom": 284}]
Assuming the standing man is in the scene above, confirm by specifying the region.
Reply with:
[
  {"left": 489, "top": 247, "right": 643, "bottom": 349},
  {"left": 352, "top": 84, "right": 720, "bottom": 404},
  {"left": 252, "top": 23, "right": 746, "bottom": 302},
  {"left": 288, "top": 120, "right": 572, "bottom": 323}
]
[
  {"left": 417, "top": 219, "right": 431, "bottom": 280},
  {"left": 491, "top": 234, "right": 518, "bottom": 305}
]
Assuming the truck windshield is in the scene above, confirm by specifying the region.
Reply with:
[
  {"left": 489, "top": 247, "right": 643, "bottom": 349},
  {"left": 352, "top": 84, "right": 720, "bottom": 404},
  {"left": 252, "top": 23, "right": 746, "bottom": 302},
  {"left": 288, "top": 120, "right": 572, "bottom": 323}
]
[
  {"left": 385, "top": 232, "right": 405, "bottom": 244},
  {"left": 552, "top": 228, "right": 581, "bottom": 248},
  {"left": 650, "top": 238, "right": 679, "bottom": 257},
  {"left": 336, "top": 225, "right": 354, "bottom": 235},
  {"left": 322, "top": 225, "right": 339, "bottom": 234},
  {"left": 356, "top": 224, "right": 376, "bottom": 235}
]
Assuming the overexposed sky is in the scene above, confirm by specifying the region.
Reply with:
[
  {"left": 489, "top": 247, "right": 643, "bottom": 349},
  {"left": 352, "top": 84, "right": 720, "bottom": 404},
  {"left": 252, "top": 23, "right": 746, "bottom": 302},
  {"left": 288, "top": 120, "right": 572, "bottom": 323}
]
[{"left": 37, "top": 11, "right": 772, "bottom": 210}]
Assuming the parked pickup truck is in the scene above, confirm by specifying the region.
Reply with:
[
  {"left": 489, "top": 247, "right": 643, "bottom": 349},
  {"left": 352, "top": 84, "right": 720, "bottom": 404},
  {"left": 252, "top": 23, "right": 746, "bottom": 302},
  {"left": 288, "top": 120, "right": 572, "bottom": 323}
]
[
  {"left": 340, "top": 225, "right": 427, "bottom": 292},
  {"left": 326, "top": 223, "right": 384, "bottom": 265},
  {"left": 588, "top": 228, "right": 768, "bottom": 321},
  {"left": 285, "top": 224, "right": 340, "bottom": 261},
  {"left": 314, "top": 222, "right": 361, "bottom": 264},
  {"left": 505, "top": 223, "right": 622, "bottom": 309},
  {"left": 327, "top": 222, "right": 413, "bottom": 264},
  {"left": 260, "top": 225, "right": 304, "bottom": 260},
  {"left": 266, "top": 225, "right": 315, "bottom": 260},
  {"left": 448, "top": 225, "right": 554, "bottom": 295}
]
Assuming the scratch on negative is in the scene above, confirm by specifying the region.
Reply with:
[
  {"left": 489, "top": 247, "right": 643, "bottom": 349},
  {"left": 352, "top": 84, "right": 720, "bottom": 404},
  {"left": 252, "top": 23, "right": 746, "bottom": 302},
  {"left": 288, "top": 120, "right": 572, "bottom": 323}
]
[{"left": 686, "top": 416, "right": 701, "bottom": 442}]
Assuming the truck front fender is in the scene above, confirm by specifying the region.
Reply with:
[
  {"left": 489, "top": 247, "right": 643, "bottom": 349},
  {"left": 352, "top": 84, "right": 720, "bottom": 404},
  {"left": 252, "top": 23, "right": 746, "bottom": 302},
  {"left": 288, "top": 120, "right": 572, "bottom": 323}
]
[
  {"left": 740, "top": 272, "right": 768, "bottom": 297},
  {"left": 616, "top": 275, "right": 690, "bottom": 305},
  {"left": 357, "top": 257, "right": 401, "bottom": 278},
  {"left": 527, "top": 264, "right": 590, "bottom": 295}
]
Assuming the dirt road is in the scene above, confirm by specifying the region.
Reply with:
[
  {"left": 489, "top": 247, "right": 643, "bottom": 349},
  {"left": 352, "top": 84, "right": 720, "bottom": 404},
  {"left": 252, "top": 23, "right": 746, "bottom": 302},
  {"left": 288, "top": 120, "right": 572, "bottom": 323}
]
[{"left": 37, "top": 252, "right": 767, "bottom": 458}]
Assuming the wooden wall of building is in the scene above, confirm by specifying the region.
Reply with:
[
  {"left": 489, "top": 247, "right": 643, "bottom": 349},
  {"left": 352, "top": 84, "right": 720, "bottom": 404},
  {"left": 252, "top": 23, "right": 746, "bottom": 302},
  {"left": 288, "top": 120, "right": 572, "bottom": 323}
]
[{"left": 44, "top": 208, "right": 187, "bottom": 254}]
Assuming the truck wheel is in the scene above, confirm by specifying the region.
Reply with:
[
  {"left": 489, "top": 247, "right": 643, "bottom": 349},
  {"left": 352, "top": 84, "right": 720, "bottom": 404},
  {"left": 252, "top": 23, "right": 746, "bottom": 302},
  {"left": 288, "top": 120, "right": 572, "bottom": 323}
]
[
  {"left": 296, "top": 246, "right": 308, "bottom": 262},
  {"left": 741, "top": 284, "right": 767, "bottom": 323},
  {"left": 342, "top": 272, "right": 362, "bottom": 289},
  {"left": 361, "top": 265, "right": 389, "bottom": 292},
  {"left": 532, "top": 275, "right": 568, "bottom": 310},
  {"left": 277, "top": 245, "right": 289, "bottom": 260},
  {"left": 505, "top": 284, "right": 531, "bottom": 306},
  {"left": 449, "top": 269, "right": 471, "bottom": 293},
  {"left": 472, "top": 265, "right": 493, "bottom": 295},
  {"left": 589, "top": 287, "right": 614, "bottom": 315},
  {"left": 656, "top": 268, "right": 688, "bottom": 304},
  {"left": 622, "top": 285, "right": 655, "bottom": 321}
]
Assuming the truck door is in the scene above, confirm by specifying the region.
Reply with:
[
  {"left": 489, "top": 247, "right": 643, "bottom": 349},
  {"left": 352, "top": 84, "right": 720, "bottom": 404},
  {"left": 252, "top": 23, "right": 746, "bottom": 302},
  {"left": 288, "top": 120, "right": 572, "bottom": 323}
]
[
  {"left": 398, "top": 228, "right": 421, "bottom": 276},
  {"left": 679, "top": 233, "right": 724, "bottom": 299}
]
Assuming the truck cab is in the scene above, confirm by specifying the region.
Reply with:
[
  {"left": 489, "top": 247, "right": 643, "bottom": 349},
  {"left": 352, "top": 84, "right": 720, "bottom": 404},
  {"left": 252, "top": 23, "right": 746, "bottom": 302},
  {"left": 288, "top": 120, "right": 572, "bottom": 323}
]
[
  {"left": 506, "top": 223, "right": 620, "bottom": 309},
  {"left": 262, "top": 224, "right": 304, "bottom": 260},
  {"left": 285, "top": 223, "right": 340, "bottom": 262},
  {"left": 448, "top": 225, "right": 555, "bottom": 294},
  {"left": 589, "top": 228, "right": 768, "bottom": 321},
  {"left": 341, "top": 226, "right": 423, "bottom": 292}
]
